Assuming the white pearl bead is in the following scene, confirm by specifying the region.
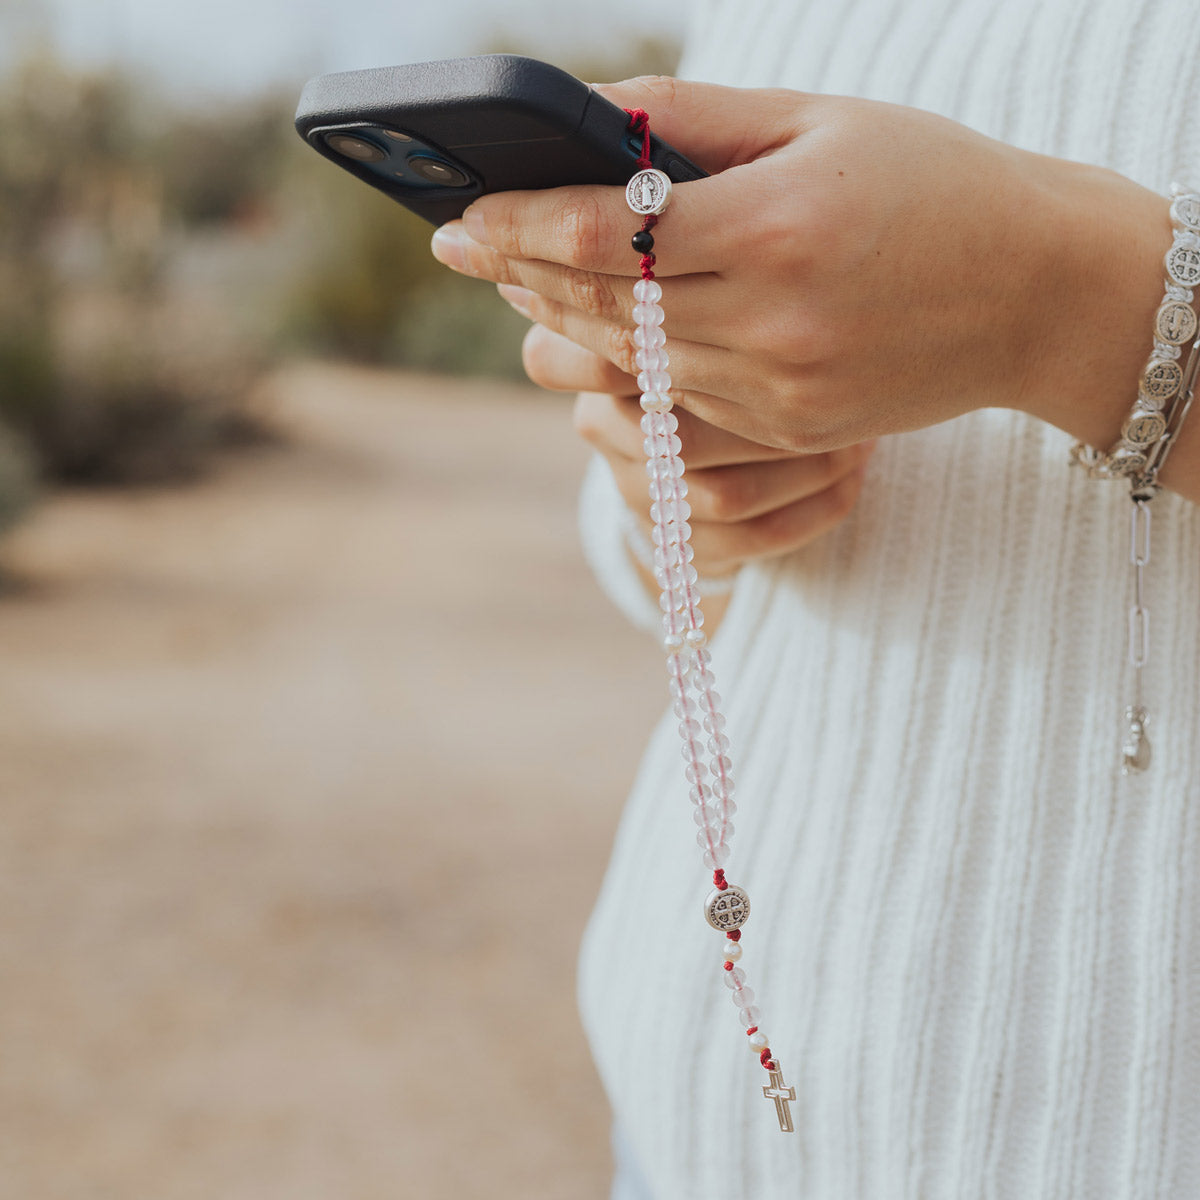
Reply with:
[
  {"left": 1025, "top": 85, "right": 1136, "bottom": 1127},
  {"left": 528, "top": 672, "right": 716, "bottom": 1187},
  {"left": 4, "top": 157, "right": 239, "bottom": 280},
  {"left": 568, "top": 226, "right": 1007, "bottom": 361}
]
[
  {"left": 748, "top": 1031, "right": 769, "bottom": 1052},
  {"left": 723, "top": 941, "right": 742, "bottom": 962}
]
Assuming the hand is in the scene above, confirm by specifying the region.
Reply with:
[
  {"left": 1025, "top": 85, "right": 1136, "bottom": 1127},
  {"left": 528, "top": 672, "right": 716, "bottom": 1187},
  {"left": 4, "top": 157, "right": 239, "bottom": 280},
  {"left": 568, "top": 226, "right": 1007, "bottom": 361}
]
[
  {"left": 526, "top": 324, "right": 875, "bottom": 579},
  {"left": 431, "top": 75, "right": 1173, "bottom": 473}
]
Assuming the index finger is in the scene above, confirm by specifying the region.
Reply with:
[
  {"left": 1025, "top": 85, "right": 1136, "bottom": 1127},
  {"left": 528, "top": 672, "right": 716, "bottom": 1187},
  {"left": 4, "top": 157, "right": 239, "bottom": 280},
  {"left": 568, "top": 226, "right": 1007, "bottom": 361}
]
[{"left": 461, "top": 178, "right": 729, "bottom": 277}]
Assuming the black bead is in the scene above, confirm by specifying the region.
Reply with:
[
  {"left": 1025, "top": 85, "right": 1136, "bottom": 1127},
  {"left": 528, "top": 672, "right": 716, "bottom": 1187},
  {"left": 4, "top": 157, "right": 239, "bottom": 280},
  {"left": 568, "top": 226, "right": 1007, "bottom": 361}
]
[{"left": 632, "top": 230, "right": 655, "bottom": 254}]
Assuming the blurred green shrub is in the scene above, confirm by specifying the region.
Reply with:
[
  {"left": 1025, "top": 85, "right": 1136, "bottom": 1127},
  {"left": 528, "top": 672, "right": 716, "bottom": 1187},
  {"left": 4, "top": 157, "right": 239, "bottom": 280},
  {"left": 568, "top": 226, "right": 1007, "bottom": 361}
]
[
  {"left": 283, "top": 165, "right": 530, "bottom": 377},
  {"left": 0, "top": 34, "right": 683, "bottom": 531},
  {"left": 0, "top": 422, "right": 36, "bottom": 540},
  {"left": 0, "top": 50, "right": 274, "bottom": 504}
]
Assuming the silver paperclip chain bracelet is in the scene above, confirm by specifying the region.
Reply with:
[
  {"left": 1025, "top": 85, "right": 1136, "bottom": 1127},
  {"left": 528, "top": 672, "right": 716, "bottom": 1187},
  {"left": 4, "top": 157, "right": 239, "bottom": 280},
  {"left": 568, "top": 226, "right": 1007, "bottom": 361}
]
[{"left": 1071, "top": 183, "right": 1200, "bottom": 774}]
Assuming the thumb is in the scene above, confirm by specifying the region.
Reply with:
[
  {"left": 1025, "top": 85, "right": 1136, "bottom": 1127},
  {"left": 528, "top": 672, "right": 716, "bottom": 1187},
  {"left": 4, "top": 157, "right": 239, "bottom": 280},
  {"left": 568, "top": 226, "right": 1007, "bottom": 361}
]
[{"left": 591, "top": 76, "right": 807, "bottom": 173}]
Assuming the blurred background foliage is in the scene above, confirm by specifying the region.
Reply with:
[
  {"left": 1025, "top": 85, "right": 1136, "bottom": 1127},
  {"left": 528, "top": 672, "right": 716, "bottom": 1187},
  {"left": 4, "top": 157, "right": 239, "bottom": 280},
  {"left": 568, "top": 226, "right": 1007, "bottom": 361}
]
[{"left": 0, "top": 30, "right": 679, "bottom": 533}]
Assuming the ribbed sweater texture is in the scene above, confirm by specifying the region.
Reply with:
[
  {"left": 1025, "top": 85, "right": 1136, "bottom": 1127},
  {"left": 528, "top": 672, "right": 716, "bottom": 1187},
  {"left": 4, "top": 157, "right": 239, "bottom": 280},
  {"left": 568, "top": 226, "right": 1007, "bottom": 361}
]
[{"left": 577, "top": 2, "right": 1200, "bottom": 1197}]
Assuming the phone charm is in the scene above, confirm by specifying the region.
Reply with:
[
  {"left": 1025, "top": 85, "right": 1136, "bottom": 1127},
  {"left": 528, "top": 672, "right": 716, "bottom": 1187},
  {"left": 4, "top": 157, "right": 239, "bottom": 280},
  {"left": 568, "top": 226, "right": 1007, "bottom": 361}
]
[{"left": 622, "top": 108, "right": 795, "bottom": 1135}]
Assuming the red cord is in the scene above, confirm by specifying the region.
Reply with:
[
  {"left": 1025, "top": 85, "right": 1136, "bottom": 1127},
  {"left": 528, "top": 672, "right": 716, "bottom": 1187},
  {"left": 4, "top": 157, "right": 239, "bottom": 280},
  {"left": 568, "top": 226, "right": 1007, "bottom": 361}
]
[{"left": 624, "top": 108, "right": 653, "bottom": 169}]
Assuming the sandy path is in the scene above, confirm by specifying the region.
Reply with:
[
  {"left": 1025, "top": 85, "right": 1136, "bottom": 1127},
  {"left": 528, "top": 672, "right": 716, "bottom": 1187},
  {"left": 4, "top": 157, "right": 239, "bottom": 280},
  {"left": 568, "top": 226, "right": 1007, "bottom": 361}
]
[{"left": 0, "top": 364, "right": 663, "bottom": 1199}]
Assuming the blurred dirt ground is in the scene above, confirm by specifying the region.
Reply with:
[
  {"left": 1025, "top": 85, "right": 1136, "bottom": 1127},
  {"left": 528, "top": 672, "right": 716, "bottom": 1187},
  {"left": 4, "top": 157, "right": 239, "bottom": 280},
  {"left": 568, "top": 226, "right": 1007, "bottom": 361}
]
[{"left": 0, "top": 363, "right": 663, "bottom": 1200}]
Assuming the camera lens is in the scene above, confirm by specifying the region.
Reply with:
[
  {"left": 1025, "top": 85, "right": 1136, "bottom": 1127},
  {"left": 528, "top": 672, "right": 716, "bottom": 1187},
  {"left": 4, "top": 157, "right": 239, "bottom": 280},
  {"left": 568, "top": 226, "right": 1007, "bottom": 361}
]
[
  {"left": 326, "top": 133, "right": 386, "bottom": 163},
  {"left": 408, "top": 156, "right": 470, "bottom": 187}
]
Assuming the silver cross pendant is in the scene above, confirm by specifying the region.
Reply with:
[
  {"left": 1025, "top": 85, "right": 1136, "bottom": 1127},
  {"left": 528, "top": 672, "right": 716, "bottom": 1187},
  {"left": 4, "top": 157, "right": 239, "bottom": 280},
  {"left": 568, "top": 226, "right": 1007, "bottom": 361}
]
[{"left": 762, "top": 1061, "right": 797, "bottom": 1133}]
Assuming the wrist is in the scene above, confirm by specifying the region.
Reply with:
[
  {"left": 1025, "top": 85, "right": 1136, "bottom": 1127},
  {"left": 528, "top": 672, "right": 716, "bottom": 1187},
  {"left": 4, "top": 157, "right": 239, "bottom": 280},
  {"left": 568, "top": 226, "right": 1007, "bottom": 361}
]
[
  {"left": 1014, "top": 162, "right": 1197, "bottom": 499},
  {"left": 1015, "top": 160, "right": 1168, "bottom": 448}
]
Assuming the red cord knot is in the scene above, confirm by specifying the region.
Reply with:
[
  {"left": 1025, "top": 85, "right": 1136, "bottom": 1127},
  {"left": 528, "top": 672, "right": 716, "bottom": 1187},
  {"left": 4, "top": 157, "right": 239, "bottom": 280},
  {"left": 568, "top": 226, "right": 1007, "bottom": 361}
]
[
  {"left": 624, "top": 108, "right": 653, "bottom": 169},
  {"left": 745, "top": 1026, "right": 759, "bottom": 1037},
  {"left": 760, "top": 1050, "right": 775, "bottom": 1070},
  {"left": 722, "top": 960, "right": 734, "bottom": 972},
  {"left": 639, "top": 255, "right": 656, "bottom": 280},
  {"left": 713, "top": 870, "right": 728, "bottom": 890},
  {"left": 726, "top": 929, "right": 741, "bottom": 942}
]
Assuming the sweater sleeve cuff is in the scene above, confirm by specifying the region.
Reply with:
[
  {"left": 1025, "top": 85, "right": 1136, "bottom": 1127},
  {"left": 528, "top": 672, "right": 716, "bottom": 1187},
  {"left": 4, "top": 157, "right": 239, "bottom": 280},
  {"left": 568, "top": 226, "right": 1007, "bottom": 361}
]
[{"left": 578, "top": 453, "right": 663, "bottom": 635}]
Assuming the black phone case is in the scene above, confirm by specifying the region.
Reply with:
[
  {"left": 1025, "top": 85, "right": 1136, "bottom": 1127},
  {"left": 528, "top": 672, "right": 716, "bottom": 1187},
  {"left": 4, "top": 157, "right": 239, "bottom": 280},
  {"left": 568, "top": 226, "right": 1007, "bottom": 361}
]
[{"left": 294, "top": 54, "right": 706, "bottom": 224}]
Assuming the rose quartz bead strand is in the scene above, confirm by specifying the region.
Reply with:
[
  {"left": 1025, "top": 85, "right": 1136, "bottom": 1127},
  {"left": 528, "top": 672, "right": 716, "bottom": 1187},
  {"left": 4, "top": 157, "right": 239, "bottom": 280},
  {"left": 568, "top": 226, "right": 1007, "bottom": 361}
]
[{"left": 634, "top": 274, "right": 774, "bottom": 1060}]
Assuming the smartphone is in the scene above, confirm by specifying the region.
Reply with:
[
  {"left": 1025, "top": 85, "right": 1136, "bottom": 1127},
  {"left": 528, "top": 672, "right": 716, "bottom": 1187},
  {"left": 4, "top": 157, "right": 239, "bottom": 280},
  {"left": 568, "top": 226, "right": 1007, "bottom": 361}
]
[{"left": 294, "top": 54, "right": 706, "bottom": 225}]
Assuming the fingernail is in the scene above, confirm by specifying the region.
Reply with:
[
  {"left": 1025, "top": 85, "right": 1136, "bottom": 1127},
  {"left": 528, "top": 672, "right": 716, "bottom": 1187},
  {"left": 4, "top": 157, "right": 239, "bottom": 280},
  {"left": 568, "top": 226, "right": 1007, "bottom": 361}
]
[
  {"left": 431, "top": 222, "right": 467, "bottom": 270},
  {"left": 463, "top": 202, "right": 489, "bottom": 245},
  {"left": 497, "top": 283, "right": 536, "bottom": 318}
]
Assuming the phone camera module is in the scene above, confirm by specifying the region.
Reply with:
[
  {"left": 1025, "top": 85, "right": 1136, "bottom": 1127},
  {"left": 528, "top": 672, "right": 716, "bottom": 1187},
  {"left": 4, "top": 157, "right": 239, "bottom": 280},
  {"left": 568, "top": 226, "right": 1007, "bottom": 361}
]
[
  {"left": 326, "top": 133, "right": 387, "bottom": 163},
  {"left": 407, "top": 156, "right": 471, "bottom": 187}
]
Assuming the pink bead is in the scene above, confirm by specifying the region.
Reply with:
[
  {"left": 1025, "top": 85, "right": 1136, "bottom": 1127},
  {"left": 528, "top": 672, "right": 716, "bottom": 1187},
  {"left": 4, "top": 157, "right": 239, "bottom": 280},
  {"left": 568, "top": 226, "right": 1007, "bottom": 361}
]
[
  {"left": 633, "top": 278, "right": 663, "bottom": 304},
  {"left": 650, "top": 502, "right": 691, "bottom": 527},
  {"left": 633, "top": 324, "right": 666, "bottom": 349},
  {"left": 640, "top": 411, "right": 678, "bottom": 437},
  {"left": 637, "top": 368, "right": 671, "bottom": 393},
  {"left": 732, "top": 986, "right": 756, "bottom": 1009},
  {"left": 643, "top": 433, "right": 682, "bottom": 459},
  {"left": 632, "top": 301, "right": 665, "bottom": 326},
  {"left": 653, "top": 542, "right": 692, "bottom": 567},
  {"left": 703, "top": 844, "right": 731, "bottom": 869},
  {"left": 739, "top": 1006, "right": 762, "bottom": 1028},
  {"left": 651, "top": 520, "right": 692, "bottom": 546},
  {"left": 723, "top": 966, "right": 747, "bottom": 989},
  {"left": 635, "top": 347, "right": 669, "bottom": 372},
  {"left": 645, "top": 456, "right": 685, "bottom": 479}
]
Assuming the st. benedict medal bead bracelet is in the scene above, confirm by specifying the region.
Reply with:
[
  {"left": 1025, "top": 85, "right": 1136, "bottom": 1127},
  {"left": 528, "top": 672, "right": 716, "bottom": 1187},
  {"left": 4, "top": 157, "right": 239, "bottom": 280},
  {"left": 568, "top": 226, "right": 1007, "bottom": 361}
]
[
  {"left": 622, "top": 108, "right": 796, "bottom": 1133},
  {"left": 1070, "top": 183, "right": 1200, "bottom": 773}
]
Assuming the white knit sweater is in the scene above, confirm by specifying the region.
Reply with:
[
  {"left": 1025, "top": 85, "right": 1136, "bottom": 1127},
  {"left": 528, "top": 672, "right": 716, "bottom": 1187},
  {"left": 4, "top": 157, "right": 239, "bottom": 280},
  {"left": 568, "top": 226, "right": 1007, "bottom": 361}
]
[{"left": 577, "top": 2, "right": 1200, "bottom": 1197}]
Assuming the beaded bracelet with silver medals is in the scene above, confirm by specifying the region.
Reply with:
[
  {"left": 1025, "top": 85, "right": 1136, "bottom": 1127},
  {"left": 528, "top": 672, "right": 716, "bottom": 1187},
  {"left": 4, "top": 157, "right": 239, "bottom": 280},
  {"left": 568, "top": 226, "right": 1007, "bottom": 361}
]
[{"left": 1070, "top": 184, "right": 1200, "bottom": 773}]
